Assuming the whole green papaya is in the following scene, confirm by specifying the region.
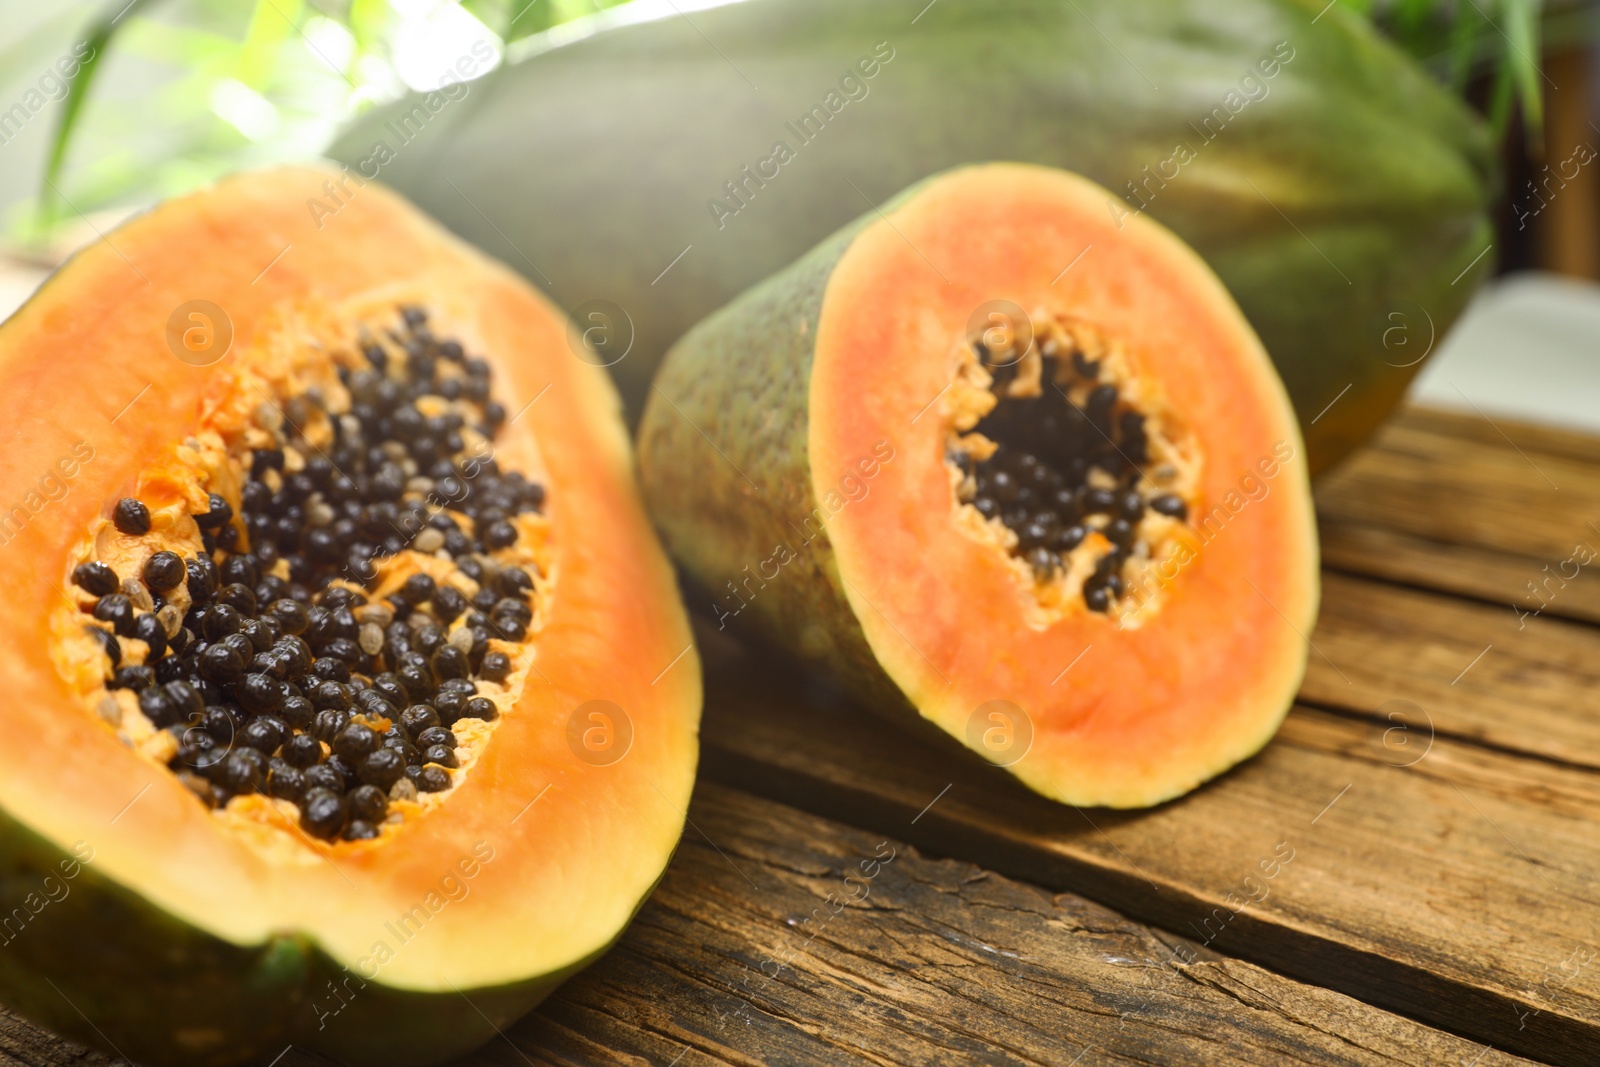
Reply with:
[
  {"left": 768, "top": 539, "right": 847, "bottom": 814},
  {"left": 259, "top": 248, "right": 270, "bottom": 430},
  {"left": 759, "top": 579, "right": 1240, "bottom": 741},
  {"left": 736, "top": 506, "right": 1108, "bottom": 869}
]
[{"left": 330, "top": 0, "right": 1494, "bottom": 472}]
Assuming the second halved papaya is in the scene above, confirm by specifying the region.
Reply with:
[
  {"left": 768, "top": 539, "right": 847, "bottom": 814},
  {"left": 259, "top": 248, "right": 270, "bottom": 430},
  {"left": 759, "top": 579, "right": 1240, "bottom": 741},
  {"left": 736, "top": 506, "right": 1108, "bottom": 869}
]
[{"left": 639, "top": 163, "right": 1316, "bottom": 808}]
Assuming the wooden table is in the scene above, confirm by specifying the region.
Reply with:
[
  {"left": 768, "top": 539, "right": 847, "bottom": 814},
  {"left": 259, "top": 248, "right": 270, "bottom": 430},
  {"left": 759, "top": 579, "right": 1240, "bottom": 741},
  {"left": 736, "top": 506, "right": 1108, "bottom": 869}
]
[{"left": 6, "top": 406, "right": 1595, "bottom": 1066}]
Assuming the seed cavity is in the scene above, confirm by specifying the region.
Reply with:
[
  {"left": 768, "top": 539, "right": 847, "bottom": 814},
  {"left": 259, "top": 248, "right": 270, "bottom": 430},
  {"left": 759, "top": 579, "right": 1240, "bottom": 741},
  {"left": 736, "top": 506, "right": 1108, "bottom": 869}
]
[
  {"left": 62, "top": 305, "right": 551, "bottom": 847},
  {"left": 945, "top": 314, "right": 1201, "bottom": 627}
]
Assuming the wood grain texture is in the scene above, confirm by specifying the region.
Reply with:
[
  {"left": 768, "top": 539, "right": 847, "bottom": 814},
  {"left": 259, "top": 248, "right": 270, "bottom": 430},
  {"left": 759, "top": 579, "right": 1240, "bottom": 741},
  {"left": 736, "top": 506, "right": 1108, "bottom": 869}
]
[
  {"left": 1317, "top": 407, "right": 1600, "bottom": 620},
  {"left": 500, "top": 783, "right": 1528, "bottom": 1067},
  {"left": 1315, "top": 410, "right": 1596, "bottom": 564},
  {"left": 0, "top": 1008, "right": 114, "bottom": 1067},
  {"left": 1319, "top": 518, "right": 1600, "bottom": 628},
  {"left": 1395, "top": 407, "right": 1600, "bottom": 468},
  {"left": 692, "top": 624, "right": 1600, "bottom": 1066},
  {"left": 1298, "top": 571, "right": 1600, "bottom": 769},
  {"left": 0, "top": 785, "right": 1522, "bottom": 1067}
]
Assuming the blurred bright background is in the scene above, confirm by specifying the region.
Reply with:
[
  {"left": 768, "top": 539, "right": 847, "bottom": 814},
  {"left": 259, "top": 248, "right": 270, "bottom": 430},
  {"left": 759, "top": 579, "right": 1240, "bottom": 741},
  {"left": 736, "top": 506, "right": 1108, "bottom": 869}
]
[
  {"left": 0, "top": 0, "right": 632, "bottom": 255},
  {"left": 0, "top": 0, "right": 1598, "bottom": 434}
]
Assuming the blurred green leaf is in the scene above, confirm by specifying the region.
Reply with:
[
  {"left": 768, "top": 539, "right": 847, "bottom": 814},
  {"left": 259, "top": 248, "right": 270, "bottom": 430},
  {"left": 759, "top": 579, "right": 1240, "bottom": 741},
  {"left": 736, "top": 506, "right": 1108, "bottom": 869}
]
[
  {"left": 463, "top": 0, "right": 625, "bottom": 44},
  {"left": 1358, "top": 0, "right": 1559, "bottom": 142},
  {"left": 38, "top": 0, "right": 155, "bottom": 236},
  {"left": 1500, "top": 0, "right": 1545, "bottom": 139}
]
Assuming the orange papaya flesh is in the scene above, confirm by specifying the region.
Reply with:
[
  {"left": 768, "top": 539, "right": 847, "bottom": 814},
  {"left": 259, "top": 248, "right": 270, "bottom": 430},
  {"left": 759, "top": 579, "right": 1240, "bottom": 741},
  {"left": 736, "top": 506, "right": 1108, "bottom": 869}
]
[
  {"left": 0, "top": 166, "right": 699, "bottom": 1065},
  {"left": 641, "top": 164, "right": 1315, "bottom": 808}
]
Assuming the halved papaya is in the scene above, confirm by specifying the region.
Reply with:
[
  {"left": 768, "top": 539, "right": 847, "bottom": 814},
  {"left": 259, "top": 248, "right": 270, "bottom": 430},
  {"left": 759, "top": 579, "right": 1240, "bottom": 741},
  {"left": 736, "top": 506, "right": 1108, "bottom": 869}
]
[
  {"left": 640, "top": 163, "right": 1316, "bottom": 808},
  {"left": 0, "top": 167, "right": 699, "bottom": 1064}
]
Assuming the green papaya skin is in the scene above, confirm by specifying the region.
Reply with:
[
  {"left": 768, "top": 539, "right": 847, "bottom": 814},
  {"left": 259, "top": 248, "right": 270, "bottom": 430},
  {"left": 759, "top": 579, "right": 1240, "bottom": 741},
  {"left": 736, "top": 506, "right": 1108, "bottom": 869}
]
[
  {"left": 637, "top": 177, "right": 904, "bottom": 718},
  {"left": 0, "top": 798, "right": 608, "bottom": 1066},
  {"left": 330, "top": 0, "right": 1495, "bottom": 472}
]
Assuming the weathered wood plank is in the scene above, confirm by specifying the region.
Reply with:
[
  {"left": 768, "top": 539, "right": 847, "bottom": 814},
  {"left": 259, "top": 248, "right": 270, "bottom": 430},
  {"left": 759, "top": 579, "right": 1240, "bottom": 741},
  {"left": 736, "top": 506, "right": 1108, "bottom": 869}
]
[
  {"left": 1299, "top": 570, "right": 1600, "bottom": 770},
  {"left": 1397, "top": 406, "right": 1600, "bottom": 469},
  {"left": 1316, "top": 408, "right": 1600, "bottom": 616},
  {"left": 499, "top": 784, "right": 1524, "bottom": 1067},
  {"left": 0, "top": 1008, "right": 115, "bottom": 1067},
  {"left": 1315, "top": 409, "right": 1600, "bottom": 564},
  {"left": 0, "top": 783, "right": 1534, "bottom": 1067},
  {"left": 1319, "top": 518, "right": 1600, "bottom": 628},
  {"left": 691, "top": 634, "right": 1600, "bottom": 1066}
]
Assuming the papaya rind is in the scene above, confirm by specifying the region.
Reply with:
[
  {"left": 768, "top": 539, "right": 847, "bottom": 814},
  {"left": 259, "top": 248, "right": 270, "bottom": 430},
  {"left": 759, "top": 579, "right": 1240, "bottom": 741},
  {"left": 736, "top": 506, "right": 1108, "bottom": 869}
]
[{"left": 0, "top": 798, "right": 653, "bottom": 1067}]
